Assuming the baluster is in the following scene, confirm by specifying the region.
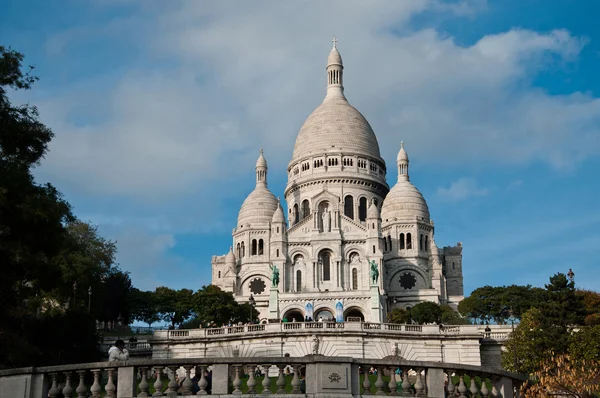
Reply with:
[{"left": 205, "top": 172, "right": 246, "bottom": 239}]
[
  {"left": 138, "top": 367, "right": 150, "bottom": 397},
  {"left": 291, "top": 365, "right": 301, "bottom": 394},
  {"left": 414, "top": 369, "right": 425, "bottom": 397},
  {"left": 469, "top": 375, "right": 480, "bottom": 397},
  {"left": 276, "top": 365, "right": 286, "bottom": 394},
  {"left": 401, "top": 368, "right": 411, "bottom": 397},
  {"left": 457, "top": 375, "right": 468, "bottom": 398},
  {"left": 181, "top": 365, "right": 194, "bottom": 395},
  {"left": 198, "top": 366, "right": 208, "bottom": 395},
  {"left": 446, "top": 371, "right": 456, "bottom": 397},
  {"left": 490, "top": 376, "right": 500, "bottom": 398},
  {"left": 48, "top": 373, "right": 60, "bottom": 398},
  {"left": 388, "top": 367, "right": 398, "bottom": 395},
  {"left": 362, "top": 366, "right": 372, "bottom": 395},
  {"left": 480, "top": 375, "right": 490, "bottom": 397},
  {"left": 247, "top": 365, "right": 257, "bottom": 394},
  {"left": 262, "top": 364, "right": 272, "bottom": 394},
  {"left": 374, "top": 367, "right": 385, "bottom": 395},
  {"left": 106, "top": 368, "right": 116, "bottom": 397},
  {"left": 232, "top": 365, "right": 242, "bottom": 395},
  {"left": 76, "top": 370, "right": 87, "bottom": 398},
  {"left": 166, "top": 366, "right": 179, "bottom": 396},
  {"left": 62, "top": 372, "right": 73, "bottom": 397},
  {"left": 90, "top": 369, "right": 102, "bottom": 398},
  {"left": 153, "top": 366, "right": 164, "bottom": 397}
]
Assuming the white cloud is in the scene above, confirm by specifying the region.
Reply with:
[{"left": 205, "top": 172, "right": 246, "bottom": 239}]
[
  {"left": 31, "top": 1, "right": 599, "bottom": 204},
  {"left": 437, "top": 178, "right": 488, "bottom": 201}
]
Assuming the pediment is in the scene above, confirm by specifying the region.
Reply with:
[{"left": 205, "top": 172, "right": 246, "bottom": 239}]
[
  {"left": 340, "top": 215, "right": 367, "bottom": 233},
  {"left": 311, "top": 186, "right": 340, "bottom": 211}
]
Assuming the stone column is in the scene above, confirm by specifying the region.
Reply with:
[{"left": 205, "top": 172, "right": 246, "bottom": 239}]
[
  {"left": 116, "top": 366, "right": 136, "bottom": 398},
  {"left": 211, "top": 364, "right": 230, "bottom": 395},
  {"left": 425, "top": 368, "right": 445, "bottom": 398},
  {"left": 498, "top": 377, "right": 515, "bottom": 398}
]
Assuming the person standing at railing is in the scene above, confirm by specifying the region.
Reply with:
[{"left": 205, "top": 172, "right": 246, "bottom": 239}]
[{"left": 108, "top": 339, "right": 130, "bottom": 361}]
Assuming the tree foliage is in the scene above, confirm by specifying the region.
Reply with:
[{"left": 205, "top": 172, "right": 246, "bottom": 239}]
[
  {"left": 387, "top": 308, "right": 410, "bottom": 324},
  {"left": 193, "top": 285, "right": 258, "bottom": 326},
  {"left": 410, "top": 301, "right": 442, "bottom": 324},
  {"left": 0, "top": 46, "right": 128, "bottom": 367},
  {"left": 458, "top": 284, "right": 544, "bottom": 324},
  {"left": 155, "top": 286, "right": 194, "bottom": 328},
  {"left": 130, "top": 288, "right": 161, "bottom": 328}
]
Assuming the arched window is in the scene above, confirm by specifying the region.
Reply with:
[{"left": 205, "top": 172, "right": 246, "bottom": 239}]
[
  {"left": 383, "top": 237, "right": 388, "bottom": 252},
  {"left": 419, "top": 234, "right": 424, "bottom": 251},
  {"left": 251, "top": 239, "right": 257, "bottom": 255},
  {"left": 241, "top": 242, "right": 245, "bottom": 257},
  {"left": 258, "top": 239, "right": 264, "bottom": 255},
  {"left": 358, "top": 197, "right": 367, "bottom": 221},
  {"left": 302, "top": 200, "right": 310, "bottom": 219},
  {"left": 321, "top": 252, "right": 331, "bottom": 281},
  {"left": 387, "top": 235, "right": 392, "bottom": 251},
  {"left": 276, "top": 249, "right": 279, "bottom": 257},
  {"left": 399, "top": 233, "right": 405, "bottom": 250},
  {"left": 344, "top": 195, "right": 354, "bottom": 219},
  {"left": 218, "top": 271, "right": 221, "bottom": 278},
  {"left": 406, "top": 233, "right": 412, "bottom": 249},
  {"left": 452, "top": 262, "right": 455, "bottom": 270},
  {"left": 296, "top": 270, "right": 302, "bottom": 292},
  {"left": 425, "top": 236, "right": 429, "bottom": 252},
  {"left": 293, "top": 203, "right": 299, "bottom": 225},
  {"left": 352, "top": 268, "right": 358, "bottom": 290},
  {"left": 237, "top": 243, "right": 241, "bottom": 258}
]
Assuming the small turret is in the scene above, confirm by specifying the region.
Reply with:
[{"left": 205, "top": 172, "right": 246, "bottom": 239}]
[{"left": 325, "top": 37, "right": 345, "bottom": 100}]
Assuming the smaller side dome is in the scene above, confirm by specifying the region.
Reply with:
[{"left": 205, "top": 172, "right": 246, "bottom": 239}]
[
  {"left": 225, "top": 246, "right": 236, "bottom": 264},
  {"left": 238, "top": 149, "right": 279, "bottom": 226},
  {"left": 271, "top": 199, "right": 286, "bottom": 224},
  {"left": 381, "top": 142, "right": 430, "bottom": 223}
]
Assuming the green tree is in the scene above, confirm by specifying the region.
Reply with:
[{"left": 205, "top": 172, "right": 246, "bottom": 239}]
[
  {"left": 130, "top": 288, "right": 161, "bottom": 328},
  {"left": 577, "top": 289, "right": 600, "bottom": 325},
  {"left": 0, "top": 46, "right": 78, "bottom": 367},
  {"left": 502, "top": 307, "right": 549, "bottom": 374},
  {"left": 410, "top": 301, "right": 442, "bottom": 324},
  {"left": 194, "top": 285, "right": 257, "bottom": 326},
  {"left": 440, "top": 305, "right": 469, "bottom": 325},
  {"left": 387, "top": 308, "right": 410, "bottom": 324},
  {"left": 155, "top": 287, "right": 194, "bottom": 328}
]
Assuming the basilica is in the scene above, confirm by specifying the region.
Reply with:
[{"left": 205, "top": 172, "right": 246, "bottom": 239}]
[{"left": 211, "top": 40, "right": 464, "bottom": 323}]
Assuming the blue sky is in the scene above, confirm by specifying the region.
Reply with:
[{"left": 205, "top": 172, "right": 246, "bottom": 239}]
[{"left": 2, "top": 0, "right": 599, "bottom": 294}]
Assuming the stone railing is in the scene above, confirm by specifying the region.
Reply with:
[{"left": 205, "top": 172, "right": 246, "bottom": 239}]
[
  {"left": 154, "top": 322, "right": 512, "bottom": 341},
  {"left": 0, "top": 355, "right": 525, "bottom": 398}
]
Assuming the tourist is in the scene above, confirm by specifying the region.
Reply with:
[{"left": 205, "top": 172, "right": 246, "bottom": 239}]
[{"left": 108, "top": 339, "right": 130, "bottom": 361}]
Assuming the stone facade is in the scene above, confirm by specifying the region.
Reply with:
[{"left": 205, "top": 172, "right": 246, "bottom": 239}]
[{"left": 211, "top": 40, "right": 464, "bottom": 323}]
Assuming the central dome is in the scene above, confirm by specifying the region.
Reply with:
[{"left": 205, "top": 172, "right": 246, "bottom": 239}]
[
  {"left": 291, "top": 97, "right": 382, "bottom": 163},
  {"left": 290, "top": 42, "right": 382, "bottom": 165}
]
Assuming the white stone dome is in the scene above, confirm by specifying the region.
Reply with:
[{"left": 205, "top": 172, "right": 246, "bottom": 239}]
[
  {"left": 271, "top": 201, "right": 286, "bottom": 224},
  {"left": 381, "top": 179, "right": 430, "bottom": 223},
  {"left": 238, "top": 150, "right": 278, "bottom": 227},
  {"left": 237, "top": 187, "right": 278, "bottom": 226},
  {"left": 291, "top": 97, "right": 382, "bottom": 162}
]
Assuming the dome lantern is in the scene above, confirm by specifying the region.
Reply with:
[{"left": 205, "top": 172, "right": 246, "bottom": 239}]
[
  {"left": 326, "top": 37, "right": 345, "bottom": 100},
  {"left": 397, "top": 141, "right": 409, "bottom": 181}
]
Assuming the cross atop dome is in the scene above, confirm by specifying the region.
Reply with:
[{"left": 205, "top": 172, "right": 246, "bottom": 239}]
[{"left": 332, "top": 36, "right": 338, "bottom": 49}]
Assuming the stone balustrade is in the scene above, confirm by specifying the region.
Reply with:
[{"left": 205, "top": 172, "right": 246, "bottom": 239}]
[
  {"left": 152, "top": 322, "right": 512, "bottom": 340},
  {"left": 0, "top": 355, "right": 524, "bottom": 398}
]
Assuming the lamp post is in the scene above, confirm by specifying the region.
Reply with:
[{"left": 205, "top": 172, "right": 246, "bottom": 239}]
[
  {"left": 88, "top": 286, "right": 92, "bottom": 313},
  {"left": 72, "top": 280, "right": 77, "bottom": 307},
  {"left": 249, "top": 294, "right": 256, "bottom": 323}
]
